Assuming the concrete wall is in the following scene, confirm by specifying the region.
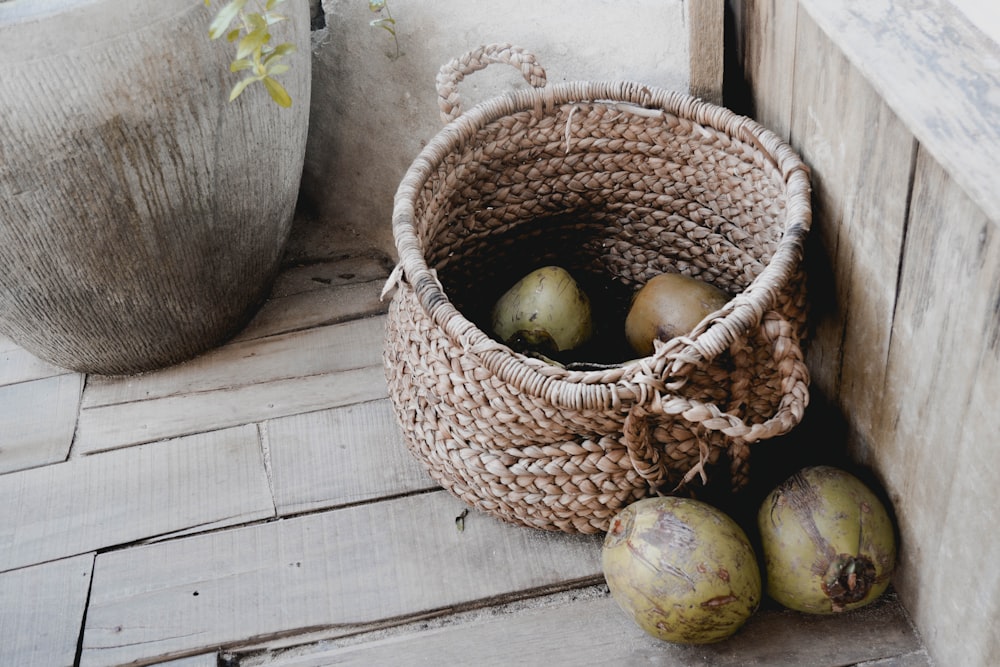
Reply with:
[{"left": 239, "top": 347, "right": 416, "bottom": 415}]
[{"left": 303, "top": 0, "right": 723, "bottom": 259}]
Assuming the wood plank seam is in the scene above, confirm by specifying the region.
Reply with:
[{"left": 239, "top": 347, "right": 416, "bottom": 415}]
[
  {"left": 882, "top": 141, "right": 920, "bottom": 394},
  {"left": 785, "top": 0, "right": 802, "bottom": 143},
  {"left": 224, "top": 576, "right": 608, "bottom": 660},
  {"left": 1, "top": 424, "right": 275, "bottom": 572},
  {"left": 272, "top": 486, "right": 443, "bottom": 522},
  {"left": 66, "top": 374, "right": 89, "bottom": 463},
  {"left": 72, "top": 557, "right": 97, "bottom": 667},
  {"left": 79, "top": 364, "right": 380, "bottom": 410},
  {"left": 233, "top": 280, "right": 391, "bottom": 345},
  {"left": 257, "top": 421, "right": 277, "bottom": 502},
  {"left": 110, "top": 490, "right": 446, "bottom": 548},
  {"left": 74, "top": 363, "right": 390, "bottom": 454},
  {"left": 80, "top": 316, "right": 388, "bottom": 409}
]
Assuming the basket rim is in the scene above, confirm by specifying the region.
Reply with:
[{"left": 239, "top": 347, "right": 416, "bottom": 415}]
[{"left": 388, "top": 79, "right": 812, "bottom": 411}]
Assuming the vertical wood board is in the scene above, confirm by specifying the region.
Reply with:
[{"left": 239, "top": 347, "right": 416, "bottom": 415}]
[
  {"left": 266, "top": 398, "right": 436, "bottom": 516},
  {"left": 940, "top": 319, "right": 1000, "bottom": 666},
  {"left": 688, "top": 0, "right": 725, "bottom": 104},
  {"left": 0, "top": 553, "right": 94, "bottom": 667},
  {"left": 739, "top": 0, "right": 799, "bottom": 140},
  {"left": 874, "top": 149, "right": 1000, "bottom": 667},
  {"left": 80, "top": 491, "right": 603, "bottom": 666},
  {"left": 789, "top": 11, "right": 915, "bottom": 458},
  {"left": 74, "top": 364, "right": 389, "bottom": 454},
  {"left": 0, "top": 424, "right": 274, "bottom": 572},
  {"left": 0, "top": 373, "right": 82, "bottom": 474}
]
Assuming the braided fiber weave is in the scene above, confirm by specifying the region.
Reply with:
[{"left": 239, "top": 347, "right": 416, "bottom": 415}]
[{"left": 383, "top": 45, "right": 812, "bottom": 534}]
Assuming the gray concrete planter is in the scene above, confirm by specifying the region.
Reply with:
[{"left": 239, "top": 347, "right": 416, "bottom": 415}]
[{"left": 0, "top": 0, "right": 311, "bottom": 374}]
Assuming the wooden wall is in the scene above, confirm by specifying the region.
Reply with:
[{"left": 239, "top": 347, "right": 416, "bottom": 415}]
[{"left": 731, "top": 1, "right": 1000, "bottom": 665}]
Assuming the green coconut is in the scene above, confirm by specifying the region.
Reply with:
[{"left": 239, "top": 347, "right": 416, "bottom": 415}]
[
  {"left": 602, "top": 497, "right": 761, "bottom": 644},
  {"left": 490, "top": 266, "right": 592, "bottom": 355},
  {"left": 624, "top": 273, "right": 730, "bottom": 357},
  {"left": 758, "top": 466, "right": 897, "bottom": 614}
]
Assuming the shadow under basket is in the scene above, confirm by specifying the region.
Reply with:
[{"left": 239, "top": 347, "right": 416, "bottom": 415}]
[{"left": 382, "top": 44, "right": 812, "bottom": 534}]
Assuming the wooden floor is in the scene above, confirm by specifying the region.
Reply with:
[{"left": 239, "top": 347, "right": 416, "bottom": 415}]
[{"left": 0, "top": 210, "right": 933, "bottom": 666}]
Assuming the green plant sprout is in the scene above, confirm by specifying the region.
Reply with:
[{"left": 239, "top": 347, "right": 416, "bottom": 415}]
[
  {"left": 369, "top": 0, "right": 400, "bottom": 60},
  {"left": 206, "top": 0, "right": 296, "bottom": 107}
]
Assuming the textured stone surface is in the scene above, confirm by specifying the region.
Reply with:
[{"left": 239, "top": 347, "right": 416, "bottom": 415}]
[{"left": 0, "top": 0, "right": 311, "bottom": 374}]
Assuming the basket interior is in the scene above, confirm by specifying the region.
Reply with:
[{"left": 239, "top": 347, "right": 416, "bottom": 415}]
[{"left": 412, "top": 101, "right": 791, "bottom": 364}]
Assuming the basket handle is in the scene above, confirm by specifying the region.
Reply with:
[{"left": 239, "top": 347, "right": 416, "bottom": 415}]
[
  {"left": 622, "top": 309, "right": 809, "bottom": 492},
  {"left": 436, "top": 43, "right": 548, "bottom": 124}
]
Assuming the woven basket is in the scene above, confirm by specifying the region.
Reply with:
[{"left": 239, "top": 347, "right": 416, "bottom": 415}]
[{"left": 382, "top": 44, "right": 812, "bottom": 534}]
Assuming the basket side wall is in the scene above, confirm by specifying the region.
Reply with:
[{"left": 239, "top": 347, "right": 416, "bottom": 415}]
[{"left": 732, "top": 1, "right": 1000, "bottom": 665}]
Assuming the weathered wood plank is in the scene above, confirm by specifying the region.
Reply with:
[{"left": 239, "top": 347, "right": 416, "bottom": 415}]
[
  {"left": 82, "top": 315, "right": 386, "bottom": 408},
  {"left": 232, "top": 254, "right": 393, "bottom": 343},
  {"left": 266, "top": 398, "right": 436, "bottom": 516},
  {"left": 799, "top": 0, "right": 1000, "bottom": 222},
  {"left": 873, "top": 150, "right": 1000, "bottom": 667},
  {"left": 949, "top": 0, "right": 1000, "bottom": 44},
  {"left": 75, "top": 364, "right": 388, "bottom": 454},
  {"left": 788, "top": 11, "right": 915, "bottom": 457},
  {"left": 0, "top": 373, "right": 83, "bottom": 474},
  {"left": 945, "top": 341, "right": 1000, "bottom": 667},
  {"left": 80, "top": 491, "right": 603, "bottom": 667},
  {"left": 243, "top": 589, "right": 923, "bottom": 667},
  {"left": 688, "top": 0, "right": 724, "bottom": 104},
  {"left": 233, "top": 279, "right": 388, "bottom": 343},
  {"left": 0, "top": 553, "right": 94, "bottom": 667},
  {"left": 0, "top": 425, "right": 273, "bottom": 572},
  {"left": 0, "top": 335, "right": 70, "bottom": 386},
  {"left": 855, "top": 652, "right": 934, "bottom": 667},
  {"left": 155, "top": 654, "right": 220, "bottom": 667},
  {"left": 739, "top": 0, "right": 799, "bottom": 139},
  {"left": 269, "top": 256, "right": 393, "bottom": 300}
]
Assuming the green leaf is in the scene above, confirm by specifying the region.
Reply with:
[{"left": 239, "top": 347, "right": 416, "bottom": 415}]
[
  {"left": 263, "top": 42, "right": 296, "bottom": 63},
  {"left": 246, "top": 12, "right": 267, "bottom": 31},
  {"left": 230, "top": 57, "right": 254, "bottom": 72},
  {"left": 369, "top": 0, "right": 386, "bottom": 11},
  {"left": 236, "top": 27, "right": 271, "bottom": 59},
  {"left": 209, "top": 0, "right": 297, "bottom": 108},
  {"left": 263, "top": 77, "right": 292, "bottom": 107},
  {"left": 228, "top": 75, "right": 258, "bottom": 102},
  {"left": 208, "top": 0, "right": 247, "bottom": 39},
  {"left": 370, "top": 17, "right": 396, "bottom": 35}
]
